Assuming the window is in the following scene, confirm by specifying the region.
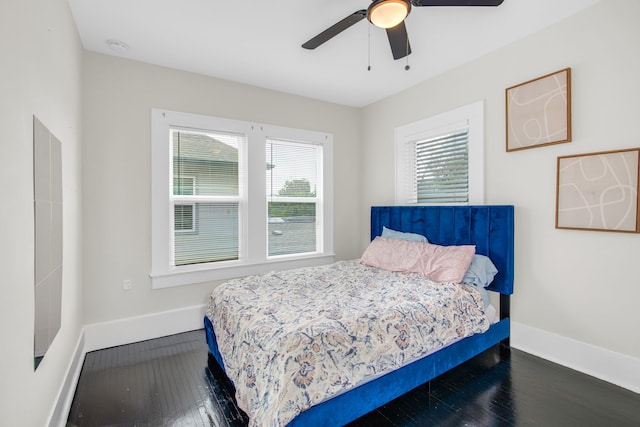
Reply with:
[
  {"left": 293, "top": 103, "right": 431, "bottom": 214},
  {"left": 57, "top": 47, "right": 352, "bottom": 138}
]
[
  {"left": 395, "top": 101, "right": 484, "bottom": 205},
  {"left": 151, "top": 110, "right": 334, "bottom": 288}
]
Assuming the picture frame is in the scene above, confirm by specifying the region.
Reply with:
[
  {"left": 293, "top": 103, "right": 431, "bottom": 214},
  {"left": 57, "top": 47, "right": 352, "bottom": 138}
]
[
  {"left": 556, "top": 148, "right": 640, "bottom": 233},
  {"left": 506, "top": 68, "right": 571, "bottom": 152}
]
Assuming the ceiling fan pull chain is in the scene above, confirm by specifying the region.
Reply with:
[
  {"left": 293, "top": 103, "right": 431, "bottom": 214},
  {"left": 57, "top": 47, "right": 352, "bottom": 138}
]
[
  {"left": 405, "top": 36, "right": 410, "bottom": 70},
  {"left": 367, "top": 24, "right": 372, "bottom": 71}
]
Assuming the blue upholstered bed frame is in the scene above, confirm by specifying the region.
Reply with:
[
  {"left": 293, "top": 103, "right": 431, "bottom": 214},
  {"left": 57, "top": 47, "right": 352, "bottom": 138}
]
[{"left": 204, "top": 205, "right": 514, "bottom": 426}]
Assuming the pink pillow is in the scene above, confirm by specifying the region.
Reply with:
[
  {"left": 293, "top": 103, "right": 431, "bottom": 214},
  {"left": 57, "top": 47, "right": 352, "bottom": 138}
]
[{"left": 360, "top": 237, "right": 475, "bottom": 283}]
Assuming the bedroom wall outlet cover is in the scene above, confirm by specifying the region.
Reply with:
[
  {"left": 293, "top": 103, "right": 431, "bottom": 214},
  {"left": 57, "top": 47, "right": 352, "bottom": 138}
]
[{"left": 123, "top": 279, "right": 132, "bottom": 290}]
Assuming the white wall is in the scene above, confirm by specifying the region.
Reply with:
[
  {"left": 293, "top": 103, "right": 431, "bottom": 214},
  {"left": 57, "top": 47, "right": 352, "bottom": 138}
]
[
  {"left": 81, "top": 52, "right": 362, "bottom": 325},
  {"left": 361, "top": 0, "right": 640, "bottom": 363},
  {"left": 0, "top": 0, "right": 84, "bottom": 426}
]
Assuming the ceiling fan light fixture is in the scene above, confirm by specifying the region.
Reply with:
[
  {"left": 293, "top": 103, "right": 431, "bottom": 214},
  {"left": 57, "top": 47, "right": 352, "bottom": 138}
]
[{"left": 368, "top": 0, "right": 411, "bottom": 29}]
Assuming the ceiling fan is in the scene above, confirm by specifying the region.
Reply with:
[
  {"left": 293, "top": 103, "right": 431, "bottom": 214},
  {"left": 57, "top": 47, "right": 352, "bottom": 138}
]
[{"left": 302, "top": 0, "right": 505, "bottom": 60}]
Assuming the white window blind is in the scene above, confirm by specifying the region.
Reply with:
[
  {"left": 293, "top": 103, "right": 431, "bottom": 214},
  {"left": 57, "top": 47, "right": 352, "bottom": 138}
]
[
  {"left": 266, "top": 139, "right": 321, "bottom": 257},
  {"left": 414, "top": 129, "right": 469, "bottom": 204},
  {"left": 170, "top": 128, "right": 243, "bottom": 266}
]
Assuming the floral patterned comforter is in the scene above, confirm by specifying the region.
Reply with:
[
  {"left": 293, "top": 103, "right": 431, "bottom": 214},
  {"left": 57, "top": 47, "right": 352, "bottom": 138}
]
[{"left": 206, "top": 260, "right": 489, "bottom": 427}]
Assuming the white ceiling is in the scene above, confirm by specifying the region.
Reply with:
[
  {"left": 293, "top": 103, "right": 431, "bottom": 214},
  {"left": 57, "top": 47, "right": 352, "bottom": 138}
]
[{"left": 67, "top": 0, "right": 601, "bottom": 107}]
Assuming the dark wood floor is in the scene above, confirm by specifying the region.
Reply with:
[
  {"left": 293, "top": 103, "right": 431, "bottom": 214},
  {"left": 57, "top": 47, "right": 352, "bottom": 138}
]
[{"left": 67, "top": 329, "right": 640, "bottom": 427}]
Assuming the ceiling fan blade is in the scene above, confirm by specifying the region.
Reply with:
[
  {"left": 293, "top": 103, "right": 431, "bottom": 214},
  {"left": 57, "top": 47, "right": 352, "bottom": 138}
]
[
  {"left": 411, "top": 0, "right": 504, "bottom": 6},
  {"left": 302, "top": 10, "right": 367, "bottom": 50},
  {"left": 386, "top": 21, "right": 411, "bottom": 60}
]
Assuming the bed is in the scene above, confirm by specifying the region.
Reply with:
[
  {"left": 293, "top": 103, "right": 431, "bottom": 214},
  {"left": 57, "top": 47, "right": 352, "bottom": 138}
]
[{"left": 204, "top": 205, "right": 514, "bottom": 426}]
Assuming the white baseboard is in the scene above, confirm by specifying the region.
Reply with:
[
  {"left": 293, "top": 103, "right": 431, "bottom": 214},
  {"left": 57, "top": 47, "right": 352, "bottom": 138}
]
[
  {"left": 83, "top": 304, "right": 207, "bottom": 352},
  {"left": 511, "top": 321, "right": 640, "bottom": 394},
  {"left": 47, "top": 332, "right": 85, "bottom": 427}
]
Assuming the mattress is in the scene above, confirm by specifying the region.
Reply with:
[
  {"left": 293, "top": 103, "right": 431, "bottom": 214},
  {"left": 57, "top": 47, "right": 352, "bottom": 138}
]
[{"left": 205, "top": 260, "right": 490, "bottom": 427}]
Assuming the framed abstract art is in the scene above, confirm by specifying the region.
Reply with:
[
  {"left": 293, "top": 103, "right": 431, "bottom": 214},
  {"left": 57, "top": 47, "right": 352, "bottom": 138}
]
[
  {"left": 556, "top": 148, "right": 640, "bottom": 233},
  {"left": 506, "top": 68, "right": 571, "bottom": 152}
]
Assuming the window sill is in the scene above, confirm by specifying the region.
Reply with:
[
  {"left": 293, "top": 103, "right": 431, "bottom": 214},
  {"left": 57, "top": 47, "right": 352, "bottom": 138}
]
[{"left": 150, "top": 253, "right": 336, "bottom": 289}]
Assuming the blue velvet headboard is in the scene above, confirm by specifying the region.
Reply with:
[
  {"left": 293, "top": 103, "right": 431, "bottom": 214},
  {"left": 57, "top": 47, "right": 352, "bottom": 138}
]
[{"left": 371, "top": 205, "right": 514, "bottom": 295}]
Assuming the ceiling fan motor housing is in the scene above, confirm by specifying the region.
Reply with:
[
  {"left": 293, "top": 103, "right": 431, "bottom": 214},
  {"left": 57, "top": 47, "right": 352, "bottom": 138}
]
[{"left": 367, "top": 0, "right": 412, "bottom": 29}]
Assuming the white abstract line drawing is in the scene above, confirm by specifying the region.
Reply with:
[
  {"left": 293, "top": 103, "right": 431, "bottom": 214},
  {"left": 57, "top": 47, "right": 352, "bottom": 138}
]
[
  {"left": 507, "top": 68, "right": 571, "bottom": 151},
  {"left": 557, "top": 149, "right": 640, "bottom": 232}
]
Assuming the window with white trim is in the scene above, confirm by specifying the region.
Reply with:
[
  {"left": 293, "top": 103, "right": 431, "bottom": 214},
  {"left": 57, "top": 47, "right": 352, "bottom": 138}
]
[
  {"left": 151, "top": 110, "right": 334, "bottom": 288},
  {"left": 395, "top": 101, "right": 485, "bottom": 205}
]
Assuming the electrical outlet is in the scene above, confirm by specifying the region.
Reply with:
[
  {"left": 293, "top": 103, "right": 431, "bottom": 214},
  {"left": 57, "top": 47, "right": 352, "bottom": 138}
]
[{"left": 123, "top": 279, "right": 132, "bottom": 290}]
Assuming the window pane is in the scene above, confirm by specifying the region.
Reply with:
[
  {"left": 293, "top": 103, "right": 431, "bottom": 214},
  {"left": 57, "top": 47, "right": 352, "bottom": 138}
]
[
  {"left": 172, "top": 129, "right": 240, "bottom": 196},
  {"left": 266, "top": 140, "right": 319, "bottom": 256},
  {"left": 171, "top": 128, "right": 242, "bottom": 266},
  {"left": 174, "top": 202, "right": 239, "bottom": 266},
  {"left": 268, "top": 203, "right": 316, "bottom": 256}
]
